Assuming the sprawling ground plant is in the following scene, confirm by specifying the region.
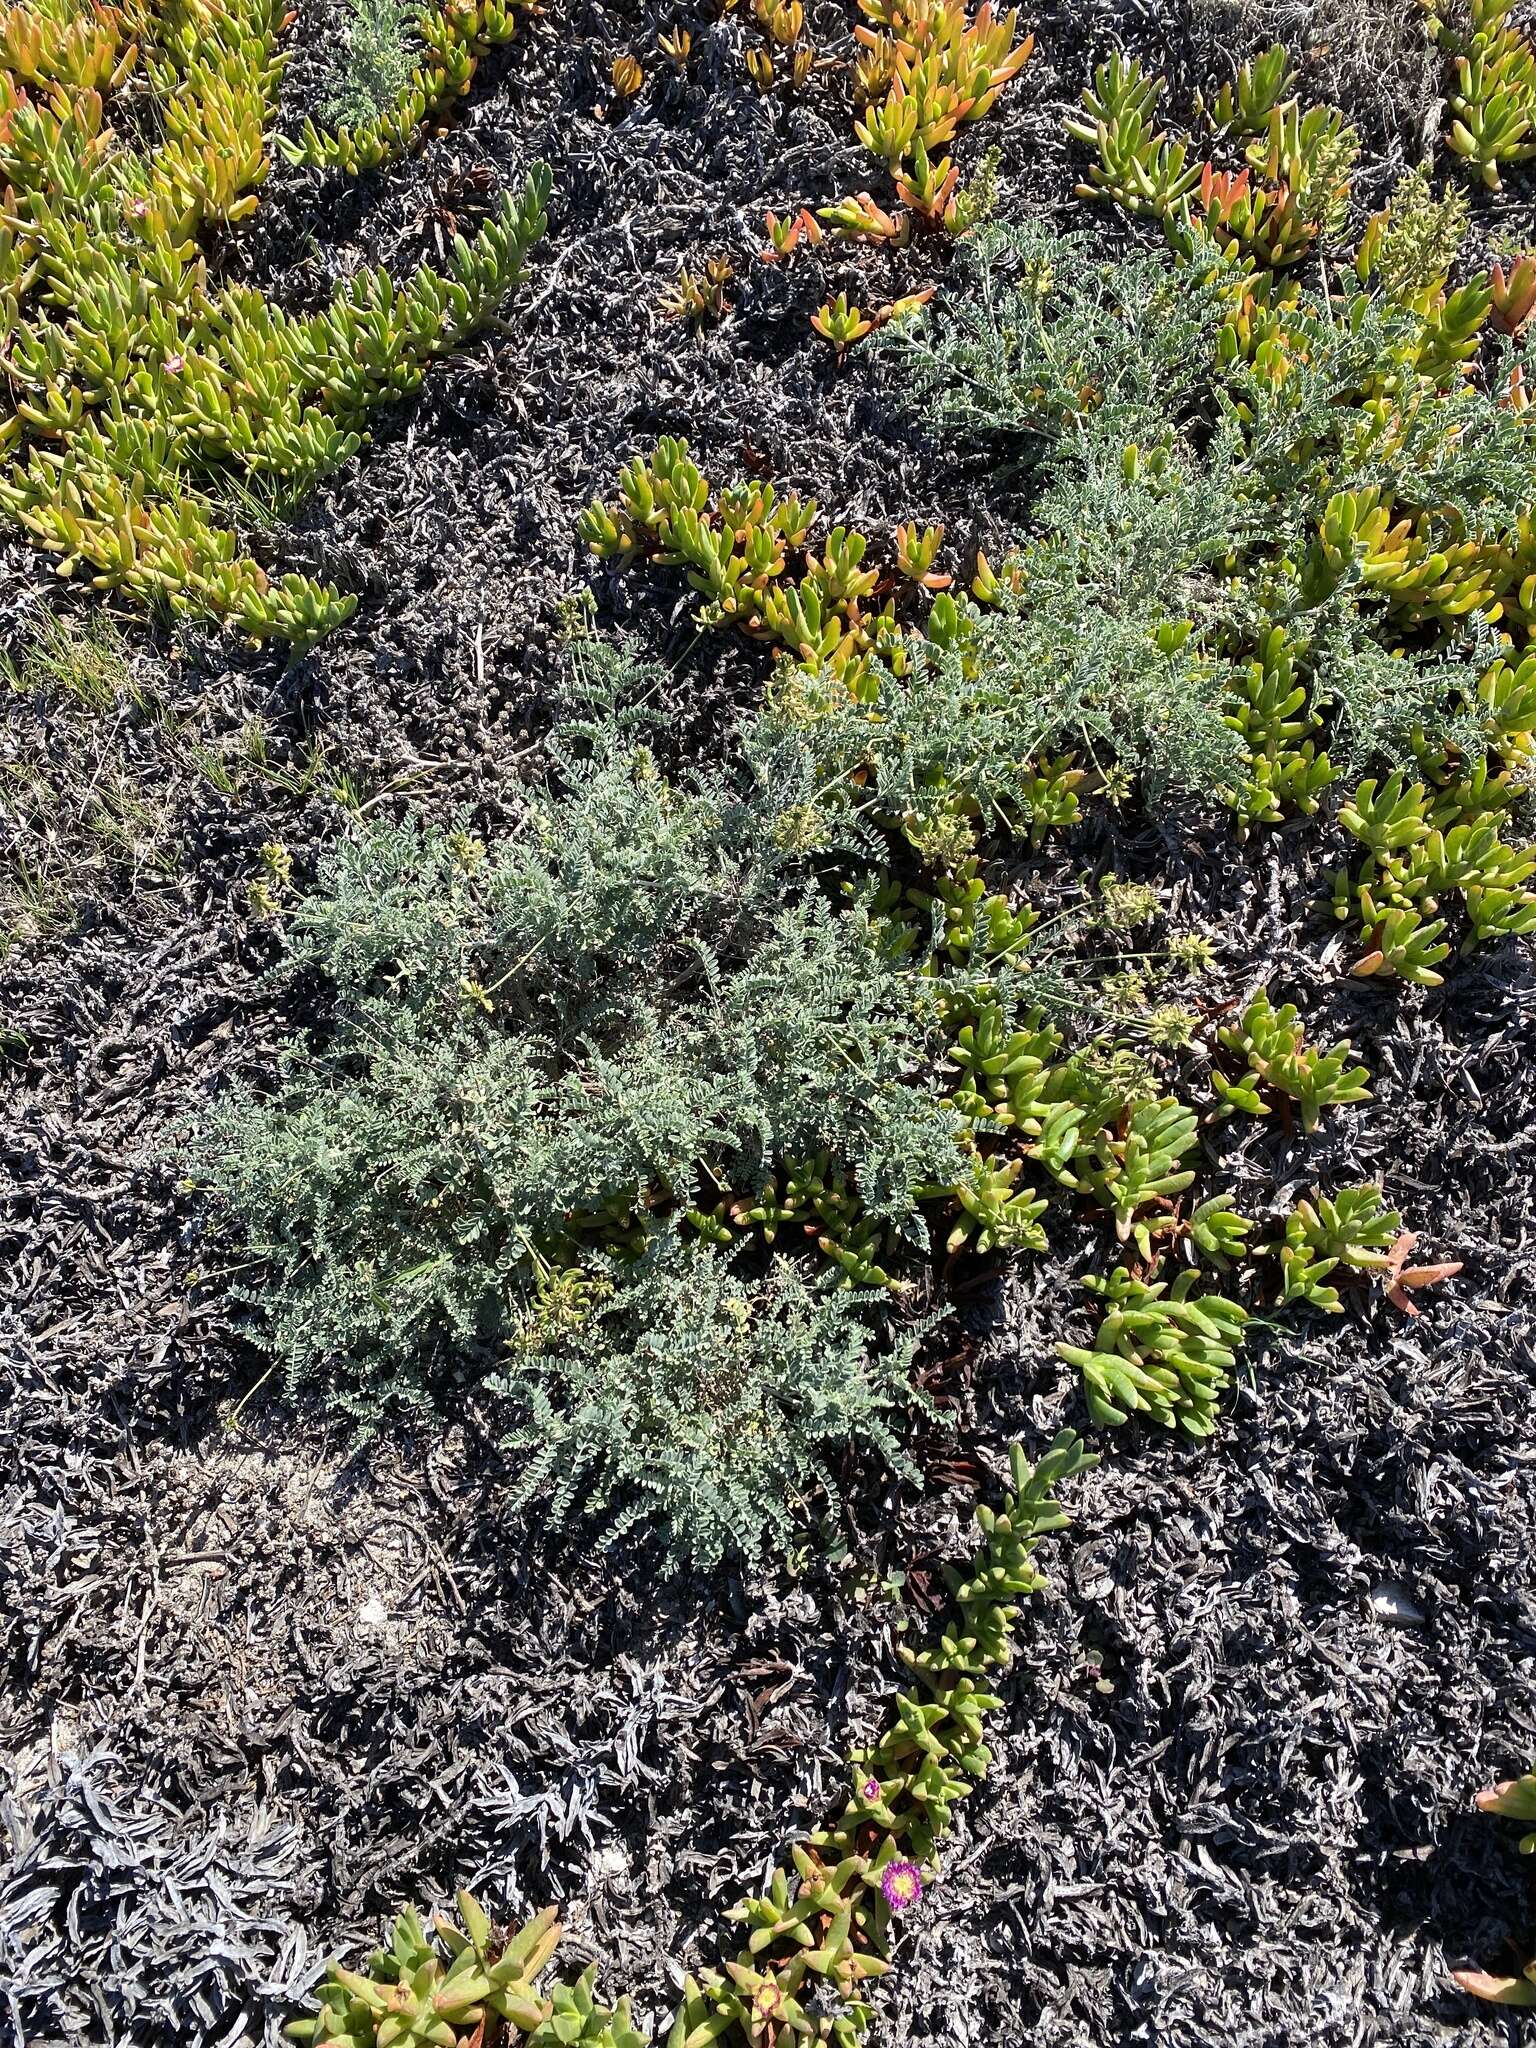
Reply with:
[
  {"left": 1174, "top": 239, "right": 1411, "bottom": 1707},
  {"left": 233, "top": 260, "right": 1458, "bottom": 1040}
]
[
  {"left": 202, "top": 705, "right": 972, "bottom": 1551},
  {"left": 496, "top": 1237, "right": 928, "bottom": 1566},
  {"left": 285, "top": 1431, "right": 1094, "bottom": 2048},
  {"left": 0, "top": 0, "right": 549, "bottom": 642},
  {"left": 213, "top": 46, "right": 1536, "bottom": 1552},
  {"left": 203, "top": 36, "right": 1524, "bottom": 1535},
  {"left": 164, "top": 19, "right": 1535, "bottom": 2039}
]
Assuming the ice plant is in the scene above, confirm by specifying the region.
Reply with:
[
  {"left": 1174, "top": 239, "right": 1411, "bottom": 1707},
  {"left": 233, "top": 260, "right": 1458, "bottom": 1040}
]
[
  {"left": 880, "top": 1861, "right": 923, "bottom": 1912},
  {"left": 808, "top": 0, "right": 1033, "bottom": 245},
  {"left": 1210, "top": 991, "right": 1371, "bottom": 1133},
  {"left": 1490, "top": 252, "right": 1536, "bottom": 334},
  {"left": 0, "top": 0, "right": 551, "bottom": 644},
  {"left": 811, "top": 293, "right": 876, "bottom": 358},
  {"left": 1429, "top": 0, "right": 1536, "bottom": 190}
]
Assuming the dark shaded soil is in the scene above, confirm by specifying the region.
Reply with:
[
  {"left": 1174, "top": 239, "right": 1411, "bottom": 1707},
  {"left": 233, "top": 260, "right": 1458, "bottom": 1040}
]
[{"left": 4, "top": 0, "right": 1536, "bottom": 2042}]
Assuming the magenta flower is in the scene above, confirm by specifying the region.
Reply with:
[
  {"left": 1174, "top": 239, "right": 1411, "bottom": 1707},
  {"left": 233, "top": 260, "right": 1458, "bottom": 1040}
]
[
  {"left": 861, "top": 1777, "right": 881, "bottom": 1802},
  {"left": 881, "top": 1860, "right": 923, "bottom": 1913}
]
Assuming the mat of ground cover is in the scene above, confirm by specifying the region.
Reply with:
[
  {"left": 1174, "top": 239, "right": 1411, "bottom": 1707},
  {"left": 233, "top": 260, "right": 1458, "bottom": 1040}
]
[{"left": 4, "top": 0, "right": 1536, "bottom": 2040}]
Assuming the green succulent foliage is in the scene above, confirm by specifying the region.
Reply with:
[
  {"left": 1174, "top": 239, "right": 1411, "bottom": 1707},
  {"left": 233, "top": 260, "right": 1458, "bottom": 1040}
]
[
  {"left": 1068, "top": 43, "right": 1360, "bottom": 265},
  {"left": 924, "top": 987, "right": 1261, "bottom": 1273},
  {"left": 1199, "top": 41, "right": 1295, "bottom": 140},
  {"left": 1056, "top": 1266, "right": 1249, "bottom": 1436},
  {"left": 286, "top": 1893, "right": 644, "bottom": 2047},
  {"left": 1224, "top": 626, "right": 1337, "bottom": 828},
  {"left": 1064, "top": 54, "right": 1201, "bottom": 221},
  {"left": 1338, "top": 769, "right": 1436, "bottom": 859},
  {"left": 1074, "top": 1098, "right": 1200, "bottom": 1257},
  {"left": 1212, "top": 991, "right": 1371, "bottom": 1132},
  {"left": 1186, "top": 1191, "right": 1252, "bottom": 1266},
  {"left": 1335, "top": 724, "right": 1536, "bottom": 984},
  {"left": 807, "top": 1435, "right": 1095, "bottom": 1907},
  {"left": 689, "top": 1150, "right": 905, "bottom": 1289},
  {"left": 1428, "top": 0, "right": 1536, "bottom": 190},
  {"left": 1269, "top": 1184, "right": 1402, "bottom": 1312},
  {"left": 533, "top": 1970, "right": 650, "bottom": 2048},
  {"left": 917, "top": 859, "right": 1039, "bottom": 966},
  {"left": 941, "top": 1142, "right": 1048, "bottom": 1254},
  {"left": 939, "top": 1001, "right": 1064, "bottom": 1130},
  {"left": 0, "top": 0, "right": 551, "bottom": 642}
]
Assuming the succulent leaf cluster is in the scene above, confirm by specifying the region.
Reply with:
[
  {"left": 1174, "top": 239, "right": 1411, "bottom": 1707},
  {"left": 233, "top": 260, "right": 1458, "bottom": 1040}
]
[
  {"left": 670, "top": 1429, "right": 1095, "bottom": 2047},
  {"left": 1224, "top": 626, "right": 1337, "bottom": 828},
  {"left": 1064, "top": 56, "right": 1201, "bottom": 220},
  {"left": 0, "top": 0, "right": 550, "bottom": 642},
  {"left": 1068, "top": 48, "right": 1357, "bottom": 267},
  {"left": 578, "top": 437, "right": 925, "bottom": 699},
  {"left": 1211, "top": 992, "right": 1371, "bottom": 1133},
  {"left": 286, "top": 1893, "right": 645, "bottom": 2045},
  {"left": 1333, "top": 675, "right": 1536, "bottom": 984},
  {"left": 935, "top": 1000, "right": 1190, "bottom": 1237},
  {"left": 835, "top": 0, "right": 1033, "bottom": 237},
  {"left": 747, "top": 0, "right": 1029, "bottom": 357},
  {"left": 1267, "top": 1184, "right": 1402, "bottom": 1313},
  {"left": 924, "top": 974, "right": 1400, "bottom": 1431},
  {"left": 1056, "top": 1266, "right": 1248, "bottom": 1435},
  {"left": 688, "top": 1151, "right": 906, "bottom": 1290},
  {"left": 1428, "top": 0, "right": 1536, "bottom": 188}
]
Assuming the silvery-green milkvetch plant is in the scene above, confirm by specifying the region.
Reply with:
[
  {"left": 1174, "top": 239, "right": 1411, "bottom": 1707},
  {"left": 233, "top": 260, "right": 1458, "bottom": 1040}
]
[{"left": 286, "top": 1430, "right": 1095, "bottom": 2047}]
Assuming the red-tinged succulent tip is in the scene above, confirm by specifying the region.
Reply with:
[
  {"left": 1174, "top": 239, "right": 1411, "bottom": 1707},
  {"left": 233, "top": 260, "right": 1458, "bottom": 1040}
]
[{"left": 1452, "top": 1967, "right": 1536, "bottom": 2007}]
